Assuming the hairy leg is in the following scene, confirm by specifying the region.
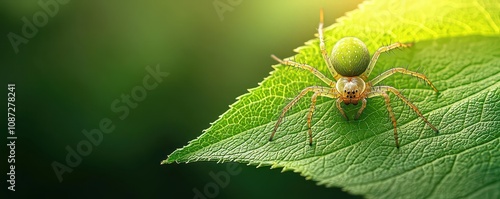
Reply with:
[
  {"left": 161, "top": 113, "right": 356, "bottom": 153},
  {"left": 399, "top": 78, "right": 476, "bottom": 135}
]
[
  {"left": 354, "top": 98, "right": 367, "bottom": 120},
  {"left": 369, "top": 68, "right": 438, "bottom": 92},
  {"left": 270, "top": 86, "right": 337, "bottom": 142},
  {"left": 372, "top": 86, "right": 438, "bottom": 132},
  {"left": 336, "top": 98, "right": 348, "bottom": 120},
  {"left": 318, "top": 9, "right": 340, "bottom": 80},
  {"left": 271, "top": 55, "right": 336, "bottom": 87},
  {"left": 361, "top": 42, "right": 412, "bottom": 80},
  {"left": 306, "top": 93, "right": 319, "bottom": 146},
  {"left": 367, "top": 91, "right": 399, "bottom": 148}
]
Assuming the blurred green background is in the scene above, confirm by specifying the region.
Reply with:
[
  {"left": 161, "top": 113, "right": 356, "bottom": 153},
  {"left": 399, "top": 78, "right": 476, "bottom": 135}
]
[{"left": 0, "top": 0, "right": 364, "bottom": 198}]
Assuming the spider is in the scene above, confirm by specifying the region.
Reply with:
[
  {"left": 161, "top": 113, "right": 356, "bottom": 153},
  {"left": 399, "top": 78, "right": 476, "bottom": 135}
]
[{"left": 268, "top": 9, "right": 439, "bottom": 148}]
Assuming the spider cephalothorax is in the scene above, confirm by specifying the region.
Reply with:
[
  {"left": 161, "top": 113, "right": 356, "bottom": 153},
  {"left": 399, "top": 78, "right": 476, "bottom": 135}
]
[
  {"left": 269, "top": 10, "right": 438, "bottom": 148},
  {"left": 336, "top": 76, "right": 366, "bottom": 105}
]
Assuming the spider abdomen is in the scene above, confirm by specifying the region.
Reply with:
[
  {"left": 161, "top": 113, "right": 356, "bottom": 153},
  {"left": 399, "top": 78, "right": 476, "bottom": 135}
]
[{"left": 330, "top": 37, "right": 370, "bottom": 77}]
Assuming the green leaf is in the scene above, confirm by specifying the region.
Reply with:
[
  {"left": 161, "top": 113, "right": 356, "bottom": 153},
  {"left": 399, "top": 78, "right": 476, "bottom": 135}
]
[{"left": 163, "top": 0, "right": 500, "bottom": 198}]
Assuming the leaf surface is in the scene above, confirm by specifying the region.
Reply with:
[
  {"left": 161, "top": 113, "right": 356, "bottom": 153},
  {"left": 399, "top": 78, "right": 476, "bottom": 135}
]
[{"left": 163, "top": 0, "right": 500, "bottom": 198}]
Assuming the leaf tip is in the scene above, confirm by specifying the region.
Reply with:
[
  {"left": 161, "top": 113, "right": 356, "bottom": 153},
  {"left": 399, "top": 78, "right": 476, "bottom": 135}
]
[{"left": 160, "top": 159, "right": 169, "bottom": 165}]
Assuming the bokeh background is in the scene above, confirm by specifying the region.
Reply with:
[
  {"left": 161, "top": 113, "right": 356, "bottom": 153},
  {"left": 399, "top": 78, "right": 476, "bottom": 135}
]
[{"left": 0, "top": 0, "right": 364, "bottom": 198}]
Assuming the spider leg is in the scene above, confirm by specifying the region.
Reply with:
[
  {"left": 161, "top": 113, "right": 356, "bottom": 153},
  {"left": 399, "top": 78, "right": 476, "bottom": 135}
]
[
  {"left": 335, "top": 98, "right": 348, "bottom": 121},
  {"left": 361, "top": 42, "right": 412, "bottom": 80},
  {"left": 306, "top": 91, "right": 344, "bottom": 145},
  {"left": 372, "top": 86, "right": 438, "bottom": 132},
  {"left": 367, "top": 91, "right": 400, "bottom": 148},
  {"left": 318, "top": 9, "right": 340, "bottom": 80},
  {"left": 306, "top": 93, "right": 319, "bottom": 146},
  {"left": 369, "top": 68, "right": 438, "bottom": 92},
  {"left": 270, "top": 86, "right": 336, "bottom": 144},
  {"left": 271, "top": 55, "right": 336, "bottom": 87},
  {"left": 354, "top": 98, "right": 367, "bottom": 120}
]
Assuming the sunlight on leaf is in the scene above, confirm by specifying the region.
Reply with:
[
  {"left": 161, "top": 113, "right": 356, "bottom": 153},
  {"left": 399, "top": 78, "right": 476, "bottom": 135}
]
[{"left": 162, "top": 0, "right": 500, "bottom": 198}]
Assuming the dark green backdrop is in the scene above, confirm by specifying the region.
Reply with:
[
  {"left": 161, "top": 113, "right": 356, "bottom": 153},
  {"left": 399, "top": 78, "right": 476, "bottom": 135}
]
[{"left": 1, "top": 0, "right": 364, "bottom": 198}]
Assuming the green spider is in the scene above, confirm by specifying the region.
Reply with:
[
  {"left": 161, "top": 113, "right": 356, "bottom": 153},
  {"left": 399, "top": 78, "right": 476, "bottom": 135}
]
[{"left": 268, "top": 9, "right": 439, "bottom": 148}]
